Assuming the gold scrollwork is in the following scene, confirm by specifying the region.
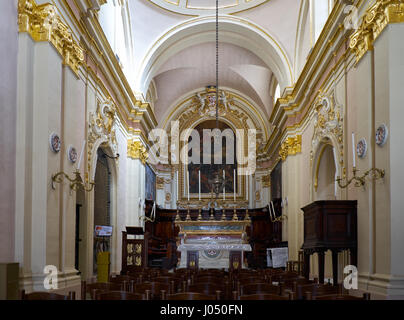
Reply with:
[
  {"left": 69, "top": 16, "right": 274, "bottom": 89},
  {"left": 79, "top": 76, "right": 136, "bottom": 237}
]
[
  {"left": 279, "top": 135, "right": 302, "bottom": 161},
  {"left": 135, "top": 244, "right": 142, "bottom": 254},
  {"left": 127, "top": 140, "right": 148, "bottom": 164},
  {"left": 18, "top": 0, "right": 84, "bottom": 76},
  {"left": 135, "top": 256, "right": 142, "bottom": 266},
  {"left": 350, "top": 0, "right": 404, "bottom": 64},
  {"left": 262, "top": 175, "right": 271, "bottom": 188}
]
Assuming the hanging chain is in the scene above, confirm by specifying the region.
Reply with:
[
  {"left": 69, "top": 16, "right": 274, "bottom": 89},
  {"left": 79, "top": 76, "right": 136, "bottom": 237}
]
[{"left": 215, "top": 0, "right": 219, "bottom": 128}]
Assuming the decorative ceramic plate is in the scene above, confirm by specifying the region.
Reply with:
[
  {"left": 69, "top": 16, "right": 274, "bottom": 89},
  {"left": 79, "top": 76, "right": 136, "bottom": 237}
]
[
  {"left": 357, "top": 138, "right": 367, "bottom": 158},
  {"left": 68, "top": 145, "right": 78, "bottom": 163},
  {"left": 376, "top": 123, "right": 388, "bottom": 146},
  {"left": 49, "top": 132, "right": 61, "bottom": 153}
]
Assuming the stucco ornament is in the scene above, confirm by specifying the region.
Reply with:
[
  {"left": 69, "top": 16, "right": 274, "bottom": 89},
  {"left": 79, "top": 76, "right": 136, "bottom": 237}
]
[{"left": 311, "top": 92, "right": 344, "bottom": 167}]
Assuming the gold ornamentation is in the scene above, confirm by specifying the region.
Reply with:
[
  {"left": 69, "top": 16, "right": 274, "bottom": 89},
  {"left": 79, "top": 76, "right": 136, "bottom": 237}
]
[
  {"left": 51, "top": 169, "right": 95, "bottom": 192},
  {"left": 18, "top": 0, "right": 84, "bottom": 76},
  {"left": 135, "top": 256, "right": 142, "bottom": 266},
  {"left": 350, "top": 0, "right": 404, "bottom": 64},
  {"left": 135, "top": 244, "right": 142, "bottom": 254},
  {"left": 337, "top": 167, "right": 385, "bottom": 188},
  {"left": 255, "top": 190, "right": 261, "bottom": 201},
  {"left": 279, "top": 135, "right": 302, "bottom": 161},
  {"left": 175, "top": 88, "right": 262, "bottom": 202},
  {"left": 127, "top": 140, "right": 148, "bottom": 164},
  {"left": 310, "top": 93, "right": 344, "bottom": 190},
  {"left": 88, "top": 99, "right": 118, "bottom": 181},
  {"left": 157, "top": 176, "right": 165, "bottom": 189},
  {"left": 262, "top": 175, "right": 271, "bottom": 188}
]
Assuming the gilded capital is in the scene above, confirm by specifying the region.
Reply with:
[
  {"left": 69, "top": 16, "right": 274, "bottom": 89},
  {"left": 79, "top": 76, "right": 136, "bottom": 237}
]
[
  {"left": 127, "top": 139, "right": 148, "bottom": 164},
  {"left": 18, "top": 0, "right": 84, "bottom": 75},
  {"left": 279, "top": 135, "right": 302, "bottom": 161},
  {"left": 350, "top": 0, "right": 404, "bottom": 63}
]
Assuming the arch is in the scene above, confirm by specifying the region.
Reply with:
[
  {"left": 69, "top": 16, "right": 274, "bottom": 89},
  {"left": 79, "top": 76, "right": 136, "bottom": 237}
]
[
  {"left": 137, "top": 15, "right": 293, "bottom": 94},
  {"left": 85, "top": 141, "right": 119, "bottom": 279},
  {"left": 311, "top": 137, "right": 340, "bottom": 201},
  {"left": 84, "top": 97, "right": 119, "bottom": 279},
  {"left": 160, "top": 86, "right": 270, "bottom": 141}
]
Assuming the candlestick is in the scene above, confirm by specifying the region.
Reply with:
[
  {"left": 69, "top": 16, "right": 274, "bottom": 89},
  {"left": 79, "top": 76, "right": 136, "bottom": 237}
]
[
  {"left": 198, "top": 170, "right": 201, "bottom": 201},
  {"left": 223, "top": 169, "right": 225, "bottom": 201},
  {"left": 233, "top": 169, "right": 236, "bottom": 201},
  {"left": 77, "top": 140, "right": 86, "bottom": 170},
  {"left": 352, "top": 132, "right": 356, "bottom": 168}
]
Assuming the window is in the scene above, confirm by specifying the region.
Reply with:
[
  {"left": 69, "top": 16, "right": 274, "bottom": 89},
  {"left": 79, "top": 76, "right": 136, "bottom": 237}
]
[{"left": 311, "top": 0, "right": 334, "bottom": 44}]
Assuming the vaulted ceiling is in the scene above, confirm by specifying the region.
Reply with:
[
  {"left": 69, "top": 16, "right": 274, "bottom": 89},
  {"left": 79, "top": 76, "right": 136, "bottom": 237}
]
[{"left": 127, "top": 0, "right": 302, "bottom": 125}]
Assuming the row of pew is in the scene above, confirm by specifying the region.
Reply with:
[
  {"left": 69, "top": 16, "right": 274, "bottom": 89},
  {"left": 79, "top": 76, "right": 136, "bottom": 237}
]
[{"left": 78, "top": 267, "right": 371, "bottom": 300}]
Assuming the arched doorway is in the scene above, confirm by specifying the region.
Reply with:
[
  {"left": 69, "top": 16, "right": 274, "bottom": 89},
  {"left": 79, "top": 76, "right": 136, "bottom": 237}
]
[
  {"left": 93, "top": 147, "right": 112, "bottom": 275},
  {"left": 75, "top": 186, "right": 86, "bottom": 277},
  {"left": 314, "top": 143, "right": 337, "bottom": 201}
]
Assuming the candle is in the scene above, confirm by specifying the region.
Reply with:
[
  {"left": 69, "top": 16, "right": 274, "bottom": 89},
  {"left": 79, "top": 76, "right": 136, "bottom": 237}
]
[
  {"left": 352, "top": 132, "right": 356, "bottom": 168},
  {"left": 233, "top": 169, "right": 236, "bottom": 201},
  {"left": 77, "top": 140, "right": 86, "bottom": 170},
  {"left": 198, "top": 170, "right": 201, "bottom": 201},
  {"left": 223, "top": 169, "right": 225, "bottom": 200}
]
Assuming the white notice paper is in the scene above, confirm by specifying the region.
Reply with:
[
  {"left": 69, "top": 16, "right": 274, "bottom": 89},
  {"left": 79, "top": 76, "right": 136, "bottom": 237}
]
[{"left": 270, "top": 247, "right": 289, "bottom": 268}]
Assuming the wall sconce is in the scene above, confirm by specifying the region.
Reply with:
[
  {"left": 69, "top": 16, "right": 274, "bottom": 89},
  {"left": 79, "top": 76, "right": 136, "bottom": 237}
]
[
  {"left": 51, "top": 169, "right": 95, "bottom": 192},
  {"left": 336, "top": 167, "right": 385, "bottom": 189}
]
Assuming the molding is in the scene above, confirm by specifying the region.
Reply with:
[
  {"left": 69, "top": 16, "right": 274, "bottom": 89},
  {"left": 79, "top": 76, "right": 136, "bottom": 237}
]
[
  {"left": 18, "top": 0, "right": 84, "bottom": 76},
  {"left": 350, "top": 0, "right": 404, "bottom": 64}
]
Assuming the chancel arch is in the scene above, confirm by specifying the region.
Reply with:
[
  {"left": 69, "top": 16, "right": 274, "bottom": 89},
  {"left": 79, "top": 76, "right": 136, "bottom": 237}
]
[
  {"left": 160, "top": 87, "right": 269, "bottom": 207},
  {"left": 137, "top": 16, "right": 293, "bottom": 95}
]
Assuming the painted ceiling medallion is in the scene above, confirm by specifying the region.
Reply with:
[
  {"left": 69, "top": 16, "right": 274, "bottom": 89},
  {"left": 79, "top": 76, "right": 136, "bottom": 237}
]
[
  {"left": 356, "top": 138, "right": 367, "bottom": 159},
  {"left": 68, "top": 145, "right": 78, "bottom": 163},
  {"left": 148, "top": 0, "right": 270, "bottom": 15},
  {"left": 49, "top": 132, "right": 61, "bottom": 153},
  {"left": 375, "top": 124, "right": 388, "bottom": 147}
]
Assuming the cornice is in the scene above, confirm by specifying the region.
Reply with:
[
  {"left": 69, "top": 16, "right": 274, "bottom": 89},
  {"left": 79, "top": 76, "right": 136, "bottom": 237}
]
[
  {"left": 18, "top": 0, "right": 84, "bottom": 76},
  {"left": 263, "top": 1, "right": 361, "bottom": 161},
  {"left": 350, "top": 0, "right": 404, "bottom": 64},
  {"left": 55, "top": 0, "right": 157, "bottom": 139}
]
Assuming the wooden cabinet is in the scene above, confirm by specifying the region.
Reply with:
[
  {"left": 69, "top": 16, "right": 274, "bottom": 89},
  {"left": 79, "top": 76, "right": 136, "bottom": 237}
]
[{"left": 301, "top": 200, "right": 357, "bottom": 285}]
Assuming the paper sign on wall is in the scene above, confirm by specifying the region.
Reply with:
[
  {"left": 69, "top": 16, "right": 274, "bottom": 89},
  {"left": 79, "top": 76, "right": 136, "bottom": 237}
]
[
  {"left": 267, "top": 247, "right": 289, "bottom": 268},
  {"left": 95, "top": 225, "right": 113, "bottom": 237}
]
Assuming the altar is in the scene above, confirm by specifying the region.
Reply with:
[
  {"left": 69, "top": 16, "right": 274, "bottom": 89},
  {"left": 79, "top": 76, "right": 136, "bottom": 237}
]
[{"left": 175, "top": 219, "right": 252, "bottom": 270}]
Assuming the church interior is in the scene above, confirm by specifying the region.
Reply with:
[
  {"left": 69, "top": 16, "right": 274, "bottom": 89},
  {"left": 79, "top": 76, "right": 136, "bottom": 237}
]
[{"left": 1, "top": 0, "right": 404, "bottom": 301}]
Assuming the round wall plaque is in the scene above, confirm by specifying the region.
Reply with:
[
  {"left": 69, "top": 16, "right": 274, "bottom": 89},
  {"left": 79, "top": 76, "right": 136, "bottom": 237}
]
[
  {"left": 356, "top": 138, "right": 367, "bottom": 159},
  {"left": 49, "top": 133, "right": 61, "bottom": 153},
  {"left": 376, "top": 124, "right": 388, "bottom": 146},
  {"left": 68, "top": 145, "right": 78, "bottom": 163}
]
